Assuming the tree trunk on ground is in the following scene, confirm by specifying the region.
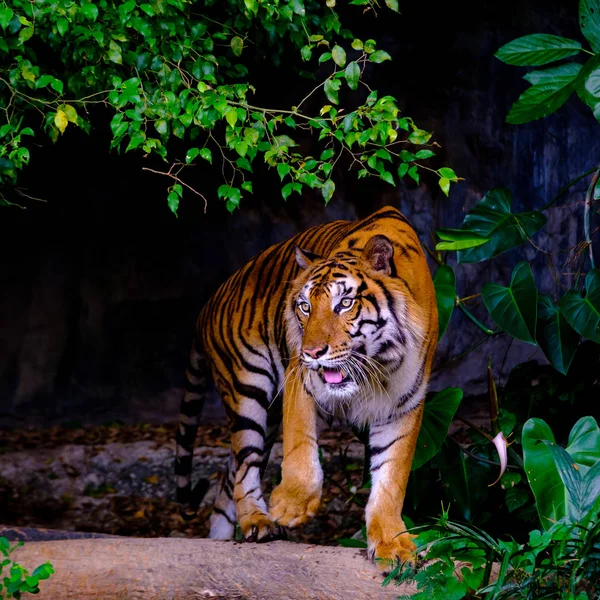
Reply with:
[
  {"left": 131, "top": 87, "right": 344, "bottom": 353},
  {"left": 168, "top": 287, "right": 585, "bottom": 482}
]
[{"left": 7, "top": 533, "right": 416, "bottom": 599}]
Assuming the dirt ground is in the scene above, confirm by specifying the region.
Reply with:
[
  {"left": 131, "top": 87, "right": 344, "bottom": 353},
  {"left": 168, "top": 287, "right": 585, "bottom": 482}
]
[{"left": 0, "top": 422, "right": 369, "bottom": 546}]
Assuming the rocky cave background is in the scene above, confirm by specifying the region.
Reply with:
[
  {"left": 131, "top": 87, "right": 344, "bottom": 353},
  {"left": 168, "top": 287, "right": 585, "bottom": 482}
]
[{"left": 1, "top": 0, "right": 599, "bottom": 430}]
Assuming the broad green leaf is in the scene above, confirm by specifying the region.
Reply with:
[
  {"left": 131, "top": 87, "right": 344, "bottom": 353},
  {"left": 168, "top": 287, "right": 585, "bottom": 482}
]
[
  {"left": 415, "top": 149, "right": 435, "bottom": 159},
  {"left": 385, "top": 0, "right": 399, "bottom": 11},
  {"left": 324, "top": 79, "right": 340, "bottom": 104},
  {"left": 580, "top": 0, "right": 600, "bottom": 53},
  {"left": 345, "top": 61, "right": 360, "bottom": 91},
  {"left": 439, "top": 167, "right": 458, "bottom": 180},
  {"left": 185, "top": 148, "right": 200, "bottom": 164},
  {"left": 231, "top": 36, "right": 244, "bottom": 57},
  {"left": 433, "top": 264, "right": 456, "bottom": 340},
  {"left": 507, "top": 64, "right": 581, "bottom": 124},
  {"left": 234, "top": 141, "right": 248, "bottom": 157},
  {"left": 277, "top": 163, "right": 290, "bottom": 181},
  {"left": 370, "top": 50, "right": 391, "bottom": 63},
  {"left": 439, "top": 177, "right": 450, "bottom": 196},
  {"left": 559, "top": 268, "right": 600, "bottom": 343},
  {"left": 57, "top": 17, "right": 68, "bottom": 36},
  {"left": 457, "top": 188, "right": 546, "bottom": 264},
  {"left": 62, "top": 104, "right": 77, "bottom": 124},
  {"left": 167, "top": 191, "right": 179, "bottom": 216},
  {"left": 322, "top": 179, "right": 335, "bottom": 203},
  {"left": 412, "top": 387, "right": 463, "bottom": 470},
  {"left": 407, "top": 165, "right": 419, "bottom": 184},
  {"left": 154, "top": 119, "right": 168, "bottom": 135},
  {"left": 482, "top": 261, "right": 538, "bottom": 345},
  {"left": 397, "top": 163, "right": 408, "bottom": 178},
  {"left": 351, "top": 39, "right": 363, "bottom": 50},
  {"left": 18, "top": 27, "right": 34, "bottom": 44},
  {"left": 200, "top": 148, "right": 212, "bottom": 164},
  {"left": 332, "top": 45, "right": 346, "bottom": 68},
  {"left": 435, "top": 228, "right": 490, "bottom": 252},
  {"left": 524, "top": 62, "right": 583, "bottom": 86},
  {"left": 81, "top": 3, "right": 99, "bottom": 21},
  {"left": 225, "top": 110, "right": 237, "bottom": 128},
  {"left": 54, "top": 110, "right": 68, "bottom": 133},
  {"left": 522, "top": 416, "right": 600, "bottom": 529},
  {"left": 0, "top": 7, "right": 14, "bottom": 29},
  {"left": 495, "top": 34, "right": 582, "bottom": 66},
  {"left": 300, "top": 45, "right": 312, "bottom": 61},
  {"left": 108, "top": 40, "right": 123, "bottom": 64},
  {"left": 567, "top": 416, "right": 600, "bottom": 473},
  {"left": 537, "top": 294, "right": 579, "bottom": 375},
  {"left": 407, "top": 129, "right": 431, "bottom": 145}
]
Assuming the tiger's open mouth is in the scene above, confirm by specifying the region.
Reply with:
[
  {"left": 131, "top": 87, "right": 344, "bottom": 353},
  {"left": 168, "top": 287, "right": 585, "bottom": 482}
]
[{"left": 318, "top": 366, "right": 353, "bottom": 385}]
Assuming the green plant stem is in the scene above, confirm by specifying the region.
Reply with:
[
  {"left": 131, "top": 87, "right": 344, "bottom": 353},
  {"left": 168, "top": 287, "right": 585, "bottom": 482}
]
[
  {"left": 584, "top": 167, "right": 600, "bottom": 269},
  {"left": 542, "top": 166, "right": 599, "bottom": 211},
  {"left": 457, "top": 301, "right": 500, "bottom": 336}
]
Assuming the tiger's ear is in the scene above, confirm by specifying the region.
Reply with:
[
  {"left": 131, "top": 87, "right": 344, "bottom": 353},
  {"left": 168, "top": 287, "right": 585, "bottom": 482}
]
[
  {"left": 362, "top": 235, "right": 394, "bottom": 275},
  {"left": 294, "top": 245, "right": 321, "bottom": 269}
]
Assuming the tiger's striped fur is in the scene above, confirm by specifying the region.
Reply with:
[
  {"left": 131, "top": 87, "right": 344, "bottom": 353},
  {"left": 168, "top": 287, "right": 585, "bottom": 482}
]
[{"left": 175, "top": 205, "right": 438, "bottom": 565}]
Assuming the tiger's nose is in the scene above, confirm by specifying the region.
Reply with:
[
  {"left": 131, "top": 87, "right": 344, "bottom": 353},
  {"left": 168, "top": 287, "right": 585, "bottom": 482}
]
[{"left": 302, "top": 345, "right": 329, "bottom": 359}]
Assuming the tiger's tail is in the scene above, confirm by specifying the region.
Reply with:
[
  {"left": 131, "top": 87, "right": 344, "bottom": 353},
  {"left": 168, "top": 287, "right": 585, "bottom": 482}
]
[{"left": 175, "top": 335, "right": 211, "bottom": 520}]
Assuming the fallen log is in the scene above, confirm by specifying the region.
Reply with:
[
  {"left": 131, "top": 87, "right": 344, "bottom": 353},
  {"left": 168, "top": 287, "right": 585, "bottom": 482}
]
[{"left": 10, "top": 535, "right": 416, "bottom": 599}]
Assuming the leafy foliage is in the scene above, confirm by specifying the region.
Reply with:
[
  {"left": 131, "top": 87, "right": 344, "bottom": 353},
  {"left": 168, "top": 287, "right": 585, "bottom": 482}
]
[
  {"left": 387, "top": 503, "right": 600, "bottom": 600},
  {"left": 0, "top": 0, "right": 456, "bottom": 213},
  {"left": 522, "top": 416, "right": 600, "bottom": 529},
  {"left": 0, "top": 537, "right": 54, "bottom": 598},
  {"left": 496, "top": 0, "right": 600, "bottom": 125}
]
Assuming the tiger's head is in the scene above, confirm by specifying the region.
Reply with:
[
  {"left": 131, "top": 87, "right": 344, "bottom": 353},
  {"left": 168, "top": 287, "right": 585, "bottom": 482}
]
[{"left": 286, "top": 235, "right": 422, "bottom": 407}]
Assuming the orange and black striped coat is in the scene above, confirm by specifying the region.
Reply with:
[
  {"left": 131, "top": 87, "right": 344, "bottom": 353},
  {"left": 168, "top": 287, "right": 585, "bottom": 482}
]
[{"left": 176, "top": 205, "right": 438, "bottom": 566}]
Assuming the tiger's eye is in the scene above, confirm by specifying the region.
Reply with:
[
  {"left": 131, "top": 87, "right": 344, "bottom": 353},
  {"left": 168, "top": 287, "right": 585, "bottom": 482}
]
[
  {"left": 299, "top": 301, "right": 311, "bottom": 314},
  {"left": 340, "top": 298, "right": 354, "bottom": 308}
]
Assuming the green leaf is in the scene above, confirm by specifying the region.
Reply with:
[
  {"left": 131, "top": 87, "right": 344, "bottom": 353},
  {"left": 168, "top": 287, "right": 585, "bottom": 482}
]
[
  {"left": 337, "top": 538, "right": 368, "bottom": 548},
  {"left": 18, "top": 26, "right": 34, "bottom": 44},
  {"left": 580, "top": 0, "right": 600, "bottom": 53},
  {"left": 439, "top": 167, "right": 458, "bottom": 180},
  {"left": 332, "top": 45, "right": 346, "bottom": 68},
  {"left": 407, "top": 165, "right": 419, "bottom": 184},
  {"left": 433, "top": 264, "right": 456, "bottom": 341},
  {"left": 277, "top": 163, "right": 290, "bottom": 181},
  {"left": 536, "top": 294, "right": 580, "bottom": 375},
  {"left": 140, "top": 3, "right": 154, "bottom": 16},
  {"left": 435, "top": 229, "right": 491, "bottom": 252},
  {"left": 281, "top": 181, "right": 301, "bottom": 201},
  {"left": 322, "top": 179, "right": 335, "bottom": 203},
  {"left": 185, "top": 148, "right": 200, "bottom": 164},
  {"left": 300, "top": 45, "right": 312, "bottom": 61},
  {"left": 154, "top": 119, "right": 168, "bottom": 135},
  {"left": 318, "top": 52, "right": 332, "bottom": 64},
  {"left": 439, "top": 177, "right": 450, "bottom": 197},
  {"left": 54, "top": 110, "right": 68, "bottom": 134},
  {"left": 231, "top": 36, "right": 244, "bottom": 57},
  {"left": 457, "top": 188, "right": 546, "bottom": 264},
  {"left": 125, "top": 131, "right": 145, "bottom": 152},
  {"left": 385, "top": 0, "right": 399, "bottom": 11},
  {"left": 108, "top": 40, "right": 123, "bottom": 64},
  {"left": 507, "top": 63, "right": 581, "bottom": 124},
  {"left": 351, "top": 39, "right": 363, "bottom": 50},
  {"left": 57, "top": 17, "right": 69, "bottom": 36},
  {"left": 482, "top": 261, "right": 538, "bottom": 345},
  {"left": 0, "top": 7, "right": 15, "bottom": 29},
  {"left": 241, "top": 181, "right": 253, "bottom": 193},
  {"left": 234, "top": 141, "right": 248, "bottom": 157},
  {"left": 407, "top": 129, "right": 431, "bottom": 145},
  {"left": 324, "top": 79, "right": 340, "bottom": 104},
  {"left": 495, "top": 34, "right": 582, "bottom": 66},
  {"left": 415, "top": 149, "right": 435, "bottom": 159},
  {"left": 559, "top": 268, "right": 600, "bottom": 343},
  {"left": 398, "top": 163, "right": 408, "bottom": 178},
  {"left": 81, "top": 3, "right": 99, "bottom": 21},
  {"left": 225, "top": 110, "right": 237, "bottom": 128},
  {"left": 370, "top": 49, "right": 391, "bottom": 63},
  {"left": 167, "top": 191, "right": 179, "bottom": 216},
  {"left": 199, "top": 148, "right": 212, "bottom": 164},
  {"left": 412, "top": 387, "right": 463, "bottom": 470},
  {"left": 364, "top": 39, "right": 376, "bottom": 54},
  {"left": 345, "top": 61, "right": 360, "bottom": 91},
  {"left": 523, "top": 416, "right": 600, "bottom": 528}
]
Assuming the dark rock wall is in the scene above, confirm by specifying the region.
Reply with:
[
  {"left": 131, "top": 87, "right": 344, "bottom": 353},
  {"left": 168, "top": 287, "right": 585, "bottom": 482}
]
[{"left": 1, "top": 0, "right": 598, "bottom": 426}]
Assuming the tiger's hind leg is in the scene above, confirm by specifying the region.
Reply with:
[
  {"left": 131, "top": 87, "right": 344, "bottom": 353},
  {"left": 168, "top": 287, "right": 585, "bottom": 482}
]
[
  {"left": 223, "top": 395, "right": 284, "bottom": 542},
  {"left": 209, "top": 412, "right": 281, "bottom": 540},
  {"left": 209, "top": 453, "right": 237, "bottom": 539}
]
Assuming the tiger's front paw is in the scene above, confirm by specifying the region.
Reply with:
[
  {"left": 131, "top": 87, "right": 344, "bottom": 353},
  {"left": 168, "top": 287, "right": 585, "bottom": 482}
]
[
  {"left": 269, "top": 479, "right": 321, "bottom": 528},
  {"left": 368, "top": 527, "right": 417, "bottom": 572}
]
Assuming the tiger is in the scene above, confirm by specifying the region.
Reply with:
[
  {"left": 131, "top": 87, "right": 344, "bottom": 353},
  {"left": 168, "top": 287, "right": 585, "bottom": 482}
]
[{"left": 175, "top": 205, "right": 438, "bottom": 567}]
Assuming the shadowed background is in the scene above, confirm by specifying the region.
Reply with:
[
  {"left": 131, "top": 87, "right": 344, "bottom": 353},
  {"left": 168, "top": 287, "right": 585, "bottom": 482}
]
[{"left": 1, "top": 0, "right": 599, "bottom": 427}]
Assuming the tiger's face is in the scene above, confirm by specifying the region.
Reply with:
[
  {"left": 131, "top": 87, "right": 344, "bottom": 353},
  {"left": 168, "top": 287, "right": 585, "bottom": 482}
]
[{"left": 286, "top": 235, "right": 411, "bottom": 407}]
